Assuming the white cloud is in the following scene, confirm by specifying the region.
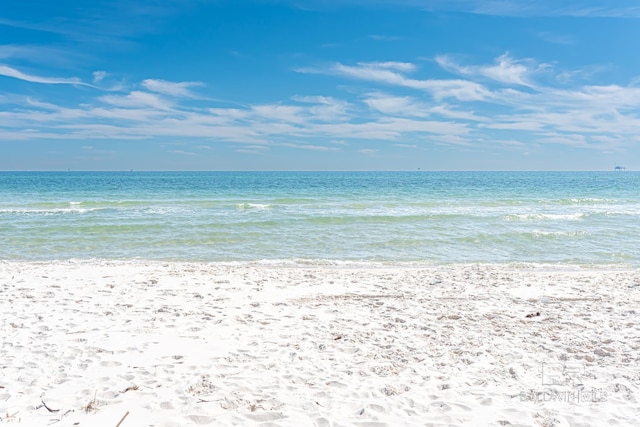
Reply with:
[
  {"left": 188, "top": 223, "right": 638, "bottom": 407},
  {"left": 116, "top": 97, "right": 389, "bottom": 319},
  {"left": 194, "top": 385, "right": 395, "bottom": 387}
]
[
  {"left": 478, "top": 54, "right": 534, "bottom": 86},
  {"left": 292, "top": 95, "right": 335, "bottom": 104},
  {"left": 304, "top": 61, "right": 491, "bottom": 101},
  {"left": 100, "top": 91, "right": 172, "bottom": 110},
  {"left": 279, "top": 142, "right": 340, "bottom": 151},
  {"left": 252, "top": 104, "right": 306, "bottom": 123},
  {"left": 208, "top": 108, "right": 251, "bottom": 121},
  {"left": 425, "top": 79, "right": 490, "bottom": 101},
  {"left": 331, "top": 62, "right": 411, "bottom": 85},
  {"left": 361, "top": 61, "right": 417, "bottom": 73},
  {"left": 93, "top": 71, "right": 107, "bottom": 83},
  {"left": 237, "top": 144, "right": 269, "bottom": 154},
  {"left": 429, "top": 105, "right": 487, "bottom": 122},
  {"left": 436, "top": 53, "right": 542, "bottom": 87},
  {"left": 0, "top": 64, "right": 90, "bottom": 86},
  {"left": 363, "top": 93, "right": 430, "bottom": 116},
  {"left": 539, "top": 133, "right": 588, "bottom": 147},
  {"left": 567, "top": 85, "right": 640, "bottom": 108},
  {"left": 142, "top": 79, "right": 203, "bottom": 98},
  {"left": 480, "top": 120, "right": 545, "bottom": 131},
  {"left": 25, "top": 98, "right": 61, "bottom": 110}
]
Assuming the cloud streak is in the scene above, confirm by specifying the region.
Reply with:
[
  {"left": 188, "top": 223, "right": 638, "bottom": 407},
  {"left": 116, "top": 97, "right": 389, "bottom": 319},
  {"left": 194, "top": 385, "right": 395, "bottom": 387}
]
[
  {"left": 300, "top": 61, "right": 491, "bottom": 101},
  {"left": 142, "top": 79, "right": 204, "bottom": 98},
  {"left": 0, "top": 65, "right": 91, "bottom": 86},
  {"left": 436, "top": 53, "right": 543, "bottom": 87}
]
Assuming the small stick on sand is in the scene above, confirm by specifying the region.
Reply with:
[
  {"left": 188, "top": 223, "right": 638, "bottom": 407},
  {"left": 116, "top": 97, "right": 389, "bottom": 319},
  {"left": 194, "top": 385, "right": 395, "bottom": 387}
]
[
  {"left": 40, "top": 398, "right": 59, "bottom": 413},
  {"left": 115, "top": 410, "right": 129, "bottom": 427}
]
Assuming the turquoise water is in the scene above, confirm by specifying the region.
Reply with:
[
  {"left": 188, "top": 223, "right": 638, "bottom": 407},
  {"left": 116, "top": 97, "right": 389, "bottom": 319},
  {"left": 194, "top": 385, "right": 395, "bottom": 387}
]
[{"left": 1, "top": 171, "right": 639, "bottom": 265}]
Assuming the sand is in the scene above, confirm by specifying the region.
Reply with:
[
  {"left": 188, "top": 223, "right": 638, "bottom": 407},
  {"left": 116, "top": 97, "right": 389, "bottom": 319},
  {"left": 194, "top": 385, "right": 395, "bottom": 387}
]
[{"left": 1, "top": 260, "right": 639, "bottom": 426}]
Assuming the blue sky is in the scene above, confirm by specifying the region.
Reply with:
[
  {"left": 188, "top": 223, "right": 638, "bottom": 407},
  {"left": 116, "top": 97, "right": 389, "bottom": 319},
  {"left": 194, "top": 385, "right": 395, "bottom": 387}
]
[{"left": 1, "top": 0, "right": 640, "bottom": 170}]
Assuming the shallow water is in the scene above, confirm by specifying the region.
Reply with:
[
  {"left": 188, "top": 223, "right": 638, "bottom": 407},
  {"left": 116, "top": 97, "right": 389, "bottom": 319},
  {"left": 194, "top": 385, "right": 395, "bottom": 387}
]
[{"left": 2, "top": 171, "right": 639, "bottom": 265}]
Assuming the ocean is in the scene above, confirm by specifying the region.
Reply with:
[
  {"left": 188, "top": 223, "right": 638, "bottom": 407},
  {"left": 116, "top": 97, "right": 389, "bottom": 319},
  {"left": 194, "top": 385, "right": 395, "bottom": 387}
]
[{"left": 1, "top": 171, "right": 639, "bottom": 265}]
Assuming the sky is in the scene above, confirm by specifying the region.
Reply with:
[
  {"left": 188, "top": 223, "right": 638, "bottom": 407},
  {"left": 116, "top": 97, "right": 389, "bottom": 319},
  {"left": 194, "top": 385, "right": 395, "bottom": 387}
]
[{"left": 1, "top": 0, "right": 640, "bottom": 171}]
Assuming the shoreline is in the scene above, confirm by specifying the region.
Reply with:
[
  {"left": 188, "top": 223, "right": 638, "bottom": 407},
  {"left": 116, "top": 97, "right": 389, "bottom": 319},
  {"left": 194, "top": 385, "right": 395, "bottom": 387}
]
[
  {"left": 3, "top": 257, "right": 638, "bottom": 269},
  {"left": 2, "top": 261, "right": 639, "bottom": 426}
]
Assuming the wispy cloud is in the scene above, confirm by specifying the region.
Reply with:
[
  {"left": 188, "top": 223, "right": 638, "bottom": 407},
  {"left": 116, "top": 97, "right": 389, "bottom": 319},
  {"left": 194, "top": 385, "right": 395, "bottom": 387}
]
[
  {"left": 142, "top": 79, "right": 204, "bottom": 98},
  {"left": 93, "top": 71, "right": 107, "bottom": 83},
  {"left": 363, "top": 92, "right": 430, "bottom": 117},
  {"left": 279, "top": 142, "right": 340, "bottom": 151},
  {"left": 0, "top": 65, "right": 91, "bottom": 86},
  {"left": 252, "top": 104, "right": 307, "bottom": 124},
  {"left": 436, "top": 53, "right": 544, "bottom": 87},
  {"left": 99, "top": 91, "right": 173, "bottom": 110},
  {"left": 300, "top": 61, "right": 491, "bottom": 101}
]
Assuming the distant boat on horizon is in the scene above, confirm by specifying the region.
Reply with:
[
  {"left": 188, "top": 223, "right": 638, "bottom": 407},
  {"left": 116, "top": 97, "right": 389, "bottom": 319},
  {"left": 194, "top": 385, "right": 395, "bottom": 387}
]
[{"left": 614, "top": 165, "right": 626, "bottom": 171}]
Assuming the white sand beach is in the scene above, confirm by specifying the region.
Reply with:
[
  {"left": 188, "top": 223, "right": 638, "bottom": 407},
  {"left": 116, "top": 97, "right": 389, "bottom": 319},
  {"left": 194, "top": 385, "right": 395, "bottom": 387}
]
[{"left": 1, "top": 261, "right": 639, "bottom": 426}]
